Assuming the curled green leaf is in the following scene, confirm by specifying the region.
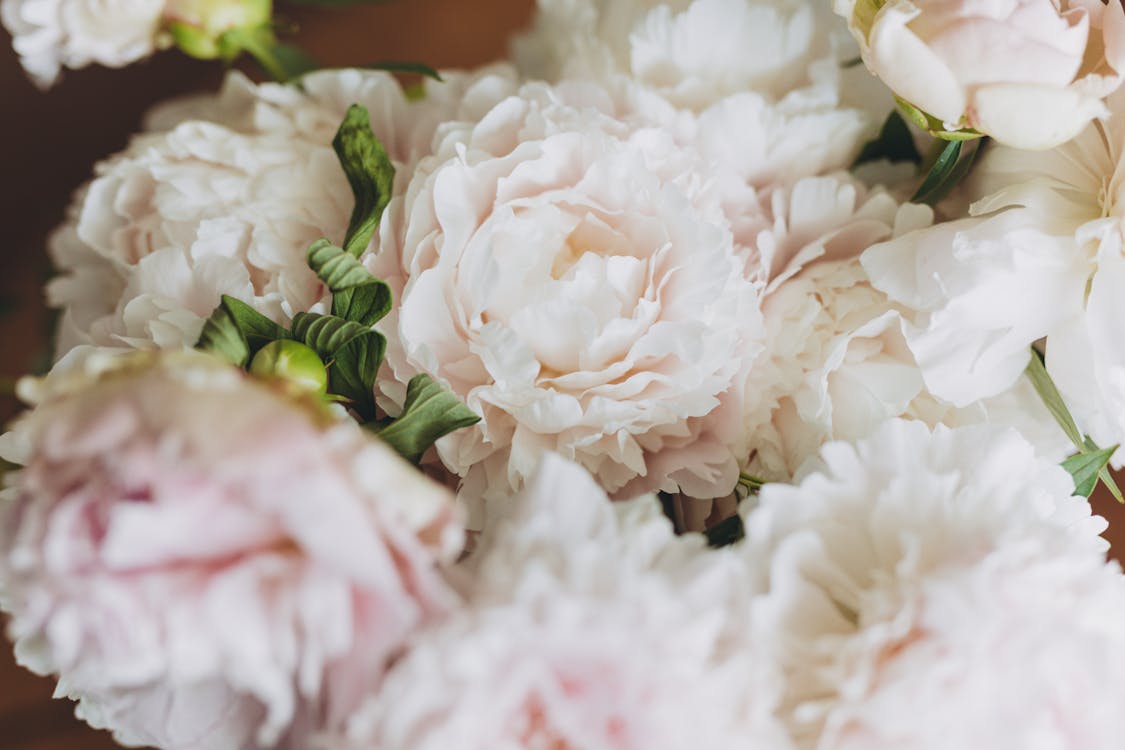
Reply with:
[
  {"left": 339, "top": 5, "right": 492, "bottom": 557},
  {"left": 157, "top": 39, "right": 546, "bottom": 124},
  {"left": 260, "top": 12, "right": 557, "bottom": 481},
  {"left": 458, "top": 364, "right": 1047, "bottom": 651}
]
[
  {"left": 307, "top": 239, "right": 393, "bottom": 326},
  {"left": 332, "top": 105, "right": 396, "bottom": 257},
  {"left": 196, "top": 295, "right": 289, "bottom": 367},
  {"left": 376, "top": 374, "right": 480, "bottom": 463}
]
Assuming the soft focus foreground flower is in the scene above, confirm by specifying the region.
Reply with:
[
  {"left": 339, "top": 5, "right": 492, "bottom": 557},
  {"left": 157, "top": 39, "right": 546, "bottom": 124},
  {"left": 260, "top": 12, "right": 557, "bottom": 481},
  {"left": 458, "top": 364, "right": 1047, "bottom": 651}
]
[
  {"left": 371, "top": 79, "right": 766, "bottom": 525},
  {"left": 742, "top": 419, "right": 1122, "bottom": 748},
  {"left": 47, "top": 66, "right": 516, "bottom": 367},
  {"left": 862, "top": 89, "right": 1125, "bottom": 463},
  {"left": 836, "top": 0, "right": 1125, "bottom": 148},
  {"left": 0, "top": 350, "right": 463, "bottom": 749},
  {"left": 326, "top": 455, "right": 789, "bottom": 750}
]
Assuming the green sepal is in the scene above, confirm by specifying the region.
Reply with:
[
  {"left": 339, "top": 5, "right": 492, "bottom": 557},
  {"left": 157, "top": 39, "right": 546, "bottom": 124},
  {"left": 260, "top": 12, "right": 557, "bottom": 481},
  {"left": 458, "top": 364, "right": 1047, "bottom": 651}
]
[
  {"left": 307, "top": 239, "right": 393, "bottom": 326},
  {"left": 376, "top": 374, "right": 480, "bottom": 463},
  {"left": 196, "top": 295, "right": 289, "bottom": 367},
  {"left": 705, "top": 514, "right": 745, "bottom": 548},
  {"left": 854, "top": 110, "right": 921, "bottom": 167},
  {"left": 332, "top": 105, "right": 395, "bottom": 257},
  {"left": 1062, "top": 446, "right": 1119, "bottom": 498}
]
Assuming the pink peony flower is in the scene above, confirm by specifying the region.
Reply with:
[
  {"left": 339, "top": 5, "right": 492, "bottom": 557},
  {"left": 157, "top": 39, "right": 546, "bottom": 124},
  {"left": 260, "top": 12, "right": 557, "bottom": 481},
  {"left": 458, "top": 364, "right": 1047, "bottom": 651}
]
[{"left": 0, "top": 350, "right": 463, "bottom": 749}]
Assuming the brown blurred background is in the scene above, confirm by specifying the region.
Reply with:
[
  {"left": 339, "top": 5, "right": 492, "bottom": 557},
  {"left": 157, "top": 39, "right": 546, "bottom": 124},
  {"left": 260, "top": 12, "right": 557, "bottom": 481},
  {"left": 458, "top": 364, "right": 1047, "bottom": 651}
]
[
  {"left": 0, "top": 2, "right": 532, "bottom": 747},
  {"left": 1, "top": 1, "right": 1123, "bottom": 747}
]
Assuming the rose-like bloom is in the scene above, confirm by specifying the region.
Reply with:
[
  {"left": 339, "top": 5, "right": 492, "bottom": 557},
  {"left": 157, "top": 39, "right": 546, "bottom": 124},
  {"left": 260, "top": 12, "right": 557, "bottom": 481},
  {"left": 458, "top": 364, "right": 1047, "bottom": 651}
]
[
  {"left": 370, "top": 79, "right": 766, "bottom": 526},
  {"left": 47, "top": 66, "right": 517, "bottom": 367},
  {"left": 836, "top": 0, "right": 1125, "bottom": 148},
  {"left": 1, "top": 0, "right": 165, "bottom": 86},
  {"left": 513, "top": 0, "right": 877, "bottom": 179},
  {"left": 322, "top": 455, "right": 789, "bottom": 750},
  {"left": 0, "top": 350, "right": 463, "bottom": 749},
  {"left": 862, "top": 90, "right": 1125, "bottom": 463},
  {"left": 741, "top": 419, "right": 1121, "bottom": 749},
  {"left": 744, "top": 255, "right": 1070, "bottom": 479}
]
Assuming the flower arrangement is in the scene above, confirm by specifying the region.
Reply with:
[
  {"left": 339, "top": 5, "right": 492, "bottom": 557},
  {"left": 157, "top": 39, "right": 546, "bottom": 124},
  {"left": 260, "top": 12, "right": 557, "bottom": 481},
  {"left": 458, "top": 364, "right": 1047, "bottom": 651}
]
[{"left": 3, "top": 0, "right": 1125, "bottom": 748}]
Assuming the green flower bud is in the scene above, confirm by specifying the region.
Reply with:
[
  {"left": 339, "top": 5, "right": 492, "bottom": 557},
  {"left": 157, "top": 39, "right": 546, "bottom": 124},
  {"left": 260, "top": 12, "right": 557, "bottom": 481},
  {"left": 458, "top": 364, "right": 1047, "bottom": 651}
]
[
  {"left": 163, "top": 0, "right": 272, "bottom": 60},
  {"left": 249, "top": 340, "right": 328, "bottom": 395}
]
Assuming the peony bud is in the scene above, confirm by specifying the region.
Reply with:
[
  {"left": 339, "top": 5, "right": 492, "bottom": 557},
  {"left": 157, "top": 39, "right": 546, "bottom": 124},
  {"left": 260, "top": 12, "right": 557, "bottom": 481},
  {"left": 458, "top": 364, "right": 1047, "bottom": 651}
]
[
  {"left": 836, "top": 0, "right": 1125, "bottom": 149},
  {"left": 249, "top": 339, "right": 329, "bottom": 395},
  {"left": 162, "top": 0, "right": 272, "bottom": 60}
]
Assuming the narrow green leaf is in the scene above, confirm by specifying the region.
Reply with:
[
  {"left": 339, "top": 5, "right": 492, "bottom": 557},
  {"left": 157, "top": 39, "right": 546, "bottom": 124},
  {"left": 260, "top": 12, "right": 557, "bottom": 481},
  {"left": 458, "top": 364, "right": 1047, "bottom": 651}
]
[
  {"left": 1062, "top": 445, "right": 1118, "bottom": 498},
  {"left": 705, "top": 514, "right": 745, "bottom": 548},
  {"left": 1025, "top": 347, "right": 1084, "bottom": 451},
  {"left": 290, "top": 312, "right": 371, "bottom": 360},
  {"left": 362, "top": 61, "right": 443, "bottom": 82},
  {"left": 911, "top": 139, "right": 963, "bottom": 205},
  {"left": 332, "top": 105, "right": 395, "bottom": 257},
  {"left": 196, "top": 295, "right": 288, "bottom": 367},
  {"left": 328, "top": 331, "right": 385, "bottom": 420},
  {"left": 854, "top": 110, "right": 922, "bottom": 167},
  {"left": 895, "top": 96, "right": 939, "bottom": 131},
  {"left": 376, "top": 374, "right": 480, "bottom": 463}
]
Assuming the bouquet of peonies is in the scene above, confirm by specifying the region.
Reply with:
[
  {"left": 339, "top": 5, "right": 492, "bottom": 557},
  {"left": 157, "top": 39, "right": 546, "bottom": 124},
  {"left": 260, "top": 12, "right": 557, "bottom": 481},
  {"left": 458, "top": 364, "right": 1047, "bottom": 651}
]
[{"left": 5, "top": 0, "right": 1125, "bottom": 747}]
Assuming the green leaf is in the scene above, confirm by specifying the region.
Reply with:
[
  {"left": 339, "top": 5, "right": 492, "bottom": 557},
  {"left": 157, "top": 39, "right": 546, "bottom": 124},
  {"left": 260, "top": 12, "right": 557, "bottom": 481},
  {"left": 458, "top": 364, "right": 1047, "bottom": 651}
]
[
  {"left": 1025, "top": 347, "right": 1084, "bottom": 450},
  {"left": 1062, "top": 445, "right": 1119, "bottom": 498},
  {"left": 705, "top": 514, "right": 745, "bottom": 548},
  {"left": 196, "top": 295, "right": 289, "bottom": 367},
  {"left": 376, "top": 374, "right": 480, "bottom": 463},
  {"left": 306, "top": 240, "right": 393, "bottom": 326},
  {"left": 911, "top": 139, "right": 964, "bottom": 205},
  {"left": 854, "top": 110, "right": 921, "bottom": 167},
  {"left": 290, "top": 312, "right": 371, "bottom": 360},
  {"left": 1026, "top": 347, "right": 1124, "bottom": 502},
  {"left": 333, "top": 105, "right": 396, "bottom": 257},
  {"left": 328, "top": 331, "right": 385, "bottom": 420},
  {"left": 362, "top": 61, "right": 443, "bottom": 82},
  {"left": 895, "top": 96, "right": 938, "bottom": 131}
]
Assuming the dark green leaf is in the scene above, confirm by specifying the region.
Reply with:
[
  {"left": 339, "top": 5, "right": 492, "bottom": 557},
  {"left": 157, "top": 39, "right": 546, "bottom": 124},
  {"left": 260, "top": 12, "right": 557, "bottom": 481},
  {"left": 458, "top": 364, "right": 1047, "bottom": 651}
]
[
  {"left": 1062, "top": 445, "right": 1118, "bottom": 498},
  {"left": 328, "top": 331, "right": 385, "bottom": 420},
  {"left": 911, "top": 139, "right": 963, "bottom": 205},
  {"left": 705, "top": 514, "right": 745, "bottom": 548},
  {"left": 362, "top": 61, "right": 443, "bottom": 82},
  {"left": 333, "top": 105, "right": 395, "bottom": 257},
  {"left": 306, "top": 239, "right": 393, "bottom": 325},
  {"left": 196, "top": 295, "right": 289, "bottom": 366},
  {"left": 290, "top": 312, "right": 371, "bottom": 360},
  {"left": 376, "top": 374, "right": 480, "bottom": 462},
  {"left": 854, "top": 111, "right": 922, "bottom": 167}
]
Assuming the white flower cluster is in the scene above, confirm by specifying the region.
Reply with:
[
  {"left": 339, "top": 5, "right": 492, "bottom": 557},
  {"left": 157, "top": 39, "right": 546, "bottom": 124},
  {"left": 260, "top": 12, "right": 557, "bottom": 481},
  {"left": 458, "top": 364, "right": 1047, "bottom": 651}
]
[{"left": 6, "top": 0, "right": 1125, "bottom": 748}]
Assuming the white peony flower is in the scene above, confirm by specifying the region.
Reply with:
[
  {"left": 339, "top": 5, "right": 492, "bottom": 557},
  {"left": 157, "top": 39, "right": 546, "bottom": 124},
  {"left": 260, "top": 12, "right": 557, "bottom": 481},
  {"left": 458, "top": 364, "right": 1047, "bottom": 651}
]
[
  {"left": 1, "top": 0, "right": 165, "bottom": 87},
  {"left": 513, "top": 0, "right": 878, "bottom": 182},
  {"left": 862, "top": 90, "right": 1125, "bottom": 462},
  {"left": 370, "top": 79, "right": 767, "bottom": 526},
  {"left": 0, "top": 350, "right": 463, "bottom": 749},
  {"left": 836, "top": 0, "right": 1125, "bottom": 149},
  {"left": 47, "top": 66, "right": 518, "bottom": 368},
  {"left": 324, "top": 455, "right": 789, "bottom": 750},
  {"left": 741, "top": 419, "right": 1119, "bottom": 748}
]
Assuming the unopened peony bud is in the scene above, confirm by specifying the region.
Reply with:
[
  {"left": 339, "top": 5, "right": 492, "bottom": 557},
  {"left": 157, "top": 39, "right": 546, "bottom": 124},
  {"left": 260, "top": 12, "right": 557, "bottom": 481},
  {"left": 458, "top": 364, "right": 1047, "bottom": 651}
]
[
  {"left": 249, "top": 339, "right": 328, "bottom": 395},
  {"left": 163, "top": 0, "right": 272, "bottom": 60},
  {"left": 836, "top": 0, "right": 1125, "bottom": 149}
]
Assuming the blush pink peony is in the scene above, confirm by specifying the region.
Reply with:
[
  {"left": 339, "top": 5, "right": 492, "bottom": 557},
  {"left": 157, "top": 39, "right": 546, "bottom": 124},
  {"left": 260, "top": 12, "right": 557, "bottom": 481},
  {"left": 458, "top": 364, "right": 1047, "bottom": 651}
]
[{"left": 0, "top": 350, "right": 463, "bottom": 749}]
